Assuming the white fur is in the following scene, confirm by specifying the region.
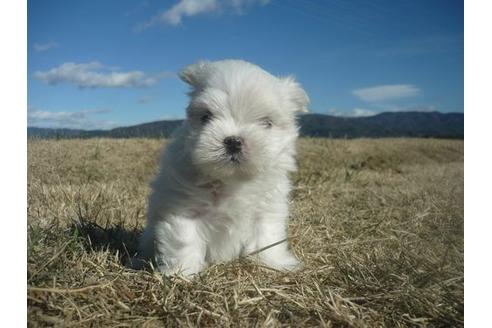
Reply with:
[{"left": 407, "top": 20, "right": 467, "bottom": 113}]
[{"left": 137, "top": 59, "right": 309, "bottom": 276}]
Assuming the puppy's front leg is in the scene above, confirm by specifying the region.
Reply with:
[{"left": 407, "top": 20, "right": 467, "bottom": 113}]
[
  {"left": 253, "top": 216, "right": 303, "bottom": 272},
  {"left": 152, "top": 216, "right": 207, "bottom": 277}
]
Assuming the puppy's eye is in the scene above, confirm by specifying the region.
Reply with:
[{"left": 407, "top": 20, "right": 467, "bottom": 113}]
[
  {"left": 200, "top": 111, "right": 213, "bottom": 125},
  {"left": 260, "top": 117, "right": 273, "bottom": 129}
]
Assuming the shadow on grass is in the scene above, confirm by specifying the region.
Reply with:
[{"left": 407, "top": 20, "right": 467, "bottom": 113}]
[{"left": 71, "top": 218, "right": 142, "bottom": 265}]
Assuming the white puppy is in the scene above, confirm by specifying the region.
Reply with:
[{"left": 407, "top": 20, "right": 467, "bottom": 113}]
[{"left": 138, "top": 59, "right": 308, "bottom": 276}]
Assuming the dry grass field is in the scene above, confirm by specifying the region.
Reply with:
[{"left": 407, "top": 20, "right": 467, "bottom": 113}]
[{"left": 27, "top": 138, "right": 463, "bottom": 327}]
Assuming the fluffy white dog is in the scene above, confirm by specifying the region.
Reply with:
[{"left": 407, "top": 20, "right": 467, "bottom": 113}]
[{"left": 137, "top": 59, "right": 309, "bottom": 276}]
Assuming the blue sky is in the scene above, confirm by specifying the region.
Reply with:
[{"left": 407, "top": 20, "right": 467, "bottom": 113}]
[{"left": 27, "top": 0, "right": 464, "bottom": 130}]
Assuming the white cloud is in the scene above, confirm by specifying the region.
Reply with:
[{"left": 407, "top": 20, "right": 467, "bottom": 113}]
[
  {"left": 352, "top": 84, "right": 420, "bottom": 102},
  {"left": 372, "top": 104, "right": 437, "bottom": 113},
  {"left": 140, "top": 0, "right": 270, "bottom": 28},
  {"left": 350, "top": 108, "right": 377, "bottom": 117},
  {"left": 27, "top": 108, "right": 117, "bottom": 130},
  {"left": 327, "top": 105, "right": 437, "bottom": 118},
  {"left": 33, "top": 41, "right": 58, "bottom": 52},
  {"left": 33, "top": 62, "right": 169, "bottom": 89},
  {"left": 162, "top": 0, "right": 218, "bottom": 25},
  {"left": 327, "top": 108, "right": 377, "bottom": 117}
]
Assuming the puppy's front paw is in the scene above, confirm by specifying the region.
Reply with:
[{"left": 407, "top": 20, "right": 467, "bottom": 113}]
[
  {"left": 156, "top": 258, "right": 205, "bottom": 277},
  {"left": 262, "top": 255, "right": 304, "bottom": 272},
  {"left": 278, "top": 257, "right": 304, "bottom": 272}
]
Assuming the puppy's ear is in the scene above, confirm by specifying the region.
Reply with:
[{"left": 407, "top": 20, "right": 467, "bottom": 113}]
[
  {"left": 281, "top": 76, "right": 309, "bottom": 113},
  {"left": 179, "top": 61, "right": 209, "bottom": 88}
]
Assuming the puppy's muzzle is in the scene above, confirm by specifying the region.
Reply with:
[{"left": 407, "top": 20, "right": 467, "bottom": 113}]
[{"left": 223, "top": 136, "right": 243, "bottom": 156}]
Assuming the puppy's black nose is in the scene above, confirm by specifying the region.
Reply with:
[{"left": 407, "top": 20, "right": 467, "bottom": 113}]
[{"left": 223, "top": 136, "right": 242, "bottom": 154}]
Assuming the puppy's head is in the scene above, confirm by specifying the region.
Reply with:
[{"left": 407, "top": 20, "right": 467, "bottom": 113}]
[{"left": 180, "top": 60, "right": 309, "bottom": 180}]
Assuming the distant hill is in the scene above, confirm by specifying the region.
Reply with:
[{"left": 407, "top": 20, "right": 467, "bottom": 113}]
[
  {"left": 298, "top": 111, "right": 463, "bottom": 138},
  {"left": 27, "top": 111, "right": 463, "bottom": 139},
  {"left": 27, "top": 120, "right": 183, "bottom": 139}
]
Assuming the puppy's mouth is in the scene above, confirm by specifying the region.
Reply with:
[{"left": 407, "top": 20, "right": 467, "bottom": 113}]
[
  {"left": 198, "top": 147, "right": 259, "bottom": 180},
  {"left": 228, "top": 153, "right": 244, "bottom": 164},
  {"left": 193, "top": 136, "right": 260, "bottom": 179}
]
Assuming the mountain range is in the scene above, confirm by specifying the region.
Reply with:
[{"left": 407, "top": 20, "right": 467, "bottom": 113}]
[{"left": 27, "top": 111, "right": 463, "bottom": 139}]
